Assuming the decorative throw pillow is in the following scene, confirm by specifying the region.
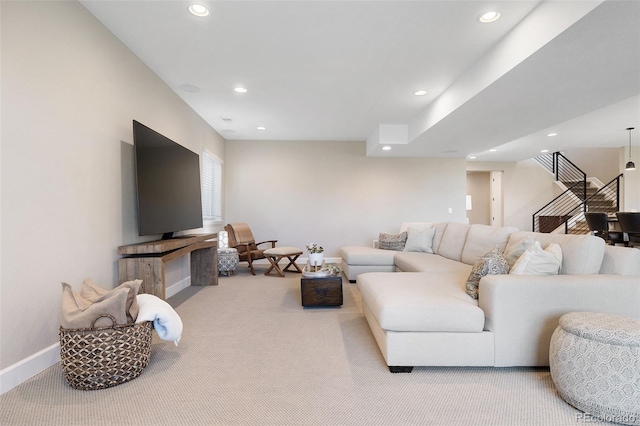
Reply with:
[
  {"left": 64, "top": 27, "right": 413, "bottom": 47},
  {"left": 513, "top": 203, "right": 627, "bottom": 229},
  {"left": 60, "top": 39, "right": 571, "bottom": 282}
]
[
  {"left": 466, "top": 246, "right": 510, "bottom": 299},
  {"left": 503, "top": 236, "right": 535, "bottom": 267},
  {"left": 81, "top": 278, "right": 142, "bottom": 323},
  {"left": 61, "top": 282, "right": 129, "bottom": 329},
  {"left": 510, "top": 241, "right": 563, "bottom": 275},
  {"left": 403, "top": 226, "right": 436, "bottom": 253},
  {"left": 378, "top": 232, "right": 407, "bottom": 251}
]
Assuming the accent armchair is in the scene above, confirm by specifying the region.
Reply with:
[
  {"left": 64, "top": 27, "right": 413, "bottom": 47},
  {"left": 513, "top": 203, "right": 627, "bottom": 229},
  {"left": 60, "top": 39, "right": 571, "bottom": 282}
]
[{"left": 224, "top": 223, "right": 278, "bottom": 275}]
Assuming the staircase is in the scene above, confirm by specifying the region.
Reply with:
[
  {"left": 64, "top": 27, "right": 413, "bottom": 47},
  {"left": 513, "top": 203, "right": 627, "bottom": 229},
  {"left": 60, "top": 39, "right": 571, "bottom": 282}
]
[
  {"left": 533, "top": 152, "right": 623, "bottom": 235},
  {"left": 567, "top": 180, "right": 619, "bottom": 235}
]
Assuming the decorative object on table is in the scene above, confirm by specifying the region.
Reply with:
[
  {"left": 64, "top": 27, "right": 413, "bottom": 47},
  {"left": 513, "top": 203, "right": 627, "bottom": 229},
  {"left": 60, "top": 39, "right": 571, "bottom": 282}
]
[
  {"left": 302, "top": 263, "right": 340, "bottom": 278},
  {"left": 306, "top": 243, "right": 324, "bottom": 270},
  {"left": 218, "top": 247, "right": 239, "bottom": 276}
]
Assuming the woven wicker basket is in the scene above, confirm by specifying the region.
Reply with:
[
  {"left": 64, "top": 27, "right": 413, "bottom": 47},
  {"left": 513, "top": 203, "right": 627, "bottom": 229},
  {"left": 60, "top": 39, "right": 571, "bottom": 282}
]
[{"left": 59, "top": 315, "right": 153, "bottom": 390}]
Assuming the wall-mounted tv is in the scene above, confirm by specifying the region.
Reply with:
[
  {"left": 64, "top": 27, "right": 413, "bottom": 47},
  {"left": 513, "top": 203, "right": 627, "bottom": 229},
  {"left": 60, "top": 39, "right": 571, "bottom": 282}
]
[{"left": 133, "top": 120, "right": 203, "bottom": 240}]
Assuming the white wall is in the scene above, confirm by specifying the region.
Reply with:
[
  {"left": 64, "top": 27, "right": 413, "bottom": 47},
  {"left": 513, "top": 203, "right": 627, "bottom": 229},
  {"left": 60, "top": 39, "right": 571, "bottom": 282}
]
[
  {"left": 467, "top": 159, "right": 557, "bottom": 231},
  {"left": 0, "top": 1, "right": 224, "bottom": 386},
  {"left": 225, "top": 140, "right": 468, "bottom": 256}
]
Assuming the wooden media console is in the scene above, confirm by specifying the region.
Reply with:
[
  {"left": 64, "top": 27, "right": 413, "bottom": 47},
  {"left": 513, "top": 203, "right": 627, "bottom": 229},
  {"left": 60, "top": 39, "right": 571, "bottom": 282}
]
[{"left": 118, "top": 234, "right": 218, "bottom": 299}]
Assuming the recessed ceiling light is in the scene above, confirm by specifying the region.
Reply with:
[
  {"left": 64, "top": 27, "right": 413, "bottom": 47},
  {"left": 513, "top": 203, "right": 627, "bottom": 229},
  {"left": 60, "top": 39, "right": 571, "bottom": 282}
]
[
  {"left": 547, "top": 133, "right": 558, "bottom": 137},
  {"left": 413, "top": 90, "right": 427, "bottom": 96},
  {"left": 489, "top": 149, "right": 497, "bottom": 152},
  {"left": 468, "top": 156, "right": 477, "bottom": 159},
  {"left": 256, "top": 126, "right": 266, "bottom": 130},
  {"left": 234, "top": 87, "right": 247, "bottom": 93},
  {"left": 478, "top": 11, "right": 501, "bottom": 23},
  {"left": 382, "top": 146, "right": 392, "bottom": 151},
  {"left": 540, "top": 149, "right": 550, "bottom": 153},
  {"left": 188, "top": 4, "right": 210, "bottom": 17}
]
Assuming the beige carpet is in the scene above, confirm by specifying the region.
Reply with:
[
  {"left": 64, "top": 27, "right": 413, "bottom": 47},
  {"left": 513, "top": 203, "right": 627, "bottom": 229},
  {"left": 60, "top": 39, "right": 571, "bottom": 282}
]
[{"left": 0, "top": 265, "right": 589, "bottom": 425}]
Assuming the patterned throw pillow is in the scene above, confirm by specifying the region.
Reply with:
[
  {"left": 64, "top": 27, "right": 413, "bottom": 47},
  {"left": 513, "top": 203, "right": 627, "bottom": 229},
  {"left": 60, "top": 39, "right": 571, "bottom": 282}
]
[
  {"left": 378, "top": 232, "right": 408, "bottom": 251},
  {"left": 466, "top": 246, "right": 510, "bottom": 299}
]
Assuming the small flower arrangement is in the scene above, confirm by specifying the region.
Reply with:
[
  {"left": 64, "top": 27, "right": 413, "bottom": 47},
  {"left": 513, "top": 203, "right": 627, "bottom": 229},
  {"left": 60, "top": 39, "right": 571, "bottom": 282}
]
[{"left": 306, "top": 243, "right": 324, "bottom": 254}]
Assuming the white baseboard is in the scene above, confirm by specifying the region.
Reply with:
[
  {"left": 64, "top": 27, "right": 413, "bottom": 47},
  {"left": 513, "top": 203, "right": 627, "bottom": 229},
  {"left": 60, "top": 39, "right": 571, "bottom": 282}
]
[
  {"left": 0, "top": 342, "right": 60, "bottom": 395},
  {"left": 165, "top": 276, "right": 191, "bottom": 299}
]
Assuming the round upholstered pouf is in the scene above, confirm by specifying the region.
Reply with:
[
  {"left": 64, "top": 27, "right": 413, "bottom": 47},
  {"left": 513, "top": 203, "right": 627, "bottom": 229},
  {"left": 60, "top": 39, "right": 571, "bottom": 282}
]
[
  {"left": 549, "top": 312, "right": 640, "bottom": 425},
  {"left": 218, "top": 248, "right": 239, "bottom": 276}
]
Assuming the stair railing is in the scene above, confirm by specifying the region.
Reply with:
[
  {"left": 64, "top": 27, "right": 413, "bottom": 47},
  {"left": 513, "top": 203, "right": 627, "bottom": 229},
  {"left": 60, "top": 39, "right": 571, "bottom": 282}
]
[
  {"left": 571, "top": 174, "right": 625, "bottom": 235},
  {"left": 533, "top": 152, "right": 587, "bottom": 233},
  {"left": 585, "top": 174, "right": 623, "bottom": 213},
  {"left": 532, "top": 181, "right": 585, "bottom": 233}
]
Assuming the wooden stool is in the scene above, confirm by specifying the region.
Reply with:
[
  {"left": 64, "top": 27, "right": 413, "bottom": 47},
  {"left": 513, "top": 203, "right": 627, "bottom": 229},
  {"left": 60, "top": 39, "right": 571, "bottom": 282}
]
[{"left": 263, "top": 247, "right": 303, "bottom": 277}]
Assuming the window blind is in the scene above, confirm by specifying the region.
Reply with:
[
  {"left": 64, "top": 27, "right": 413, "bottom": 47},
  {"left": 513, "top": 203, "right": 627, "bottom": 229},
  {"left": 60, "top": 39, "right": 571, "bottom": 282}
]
[{"left": 202, "top": 150, "right": 222, "bottom": 221}]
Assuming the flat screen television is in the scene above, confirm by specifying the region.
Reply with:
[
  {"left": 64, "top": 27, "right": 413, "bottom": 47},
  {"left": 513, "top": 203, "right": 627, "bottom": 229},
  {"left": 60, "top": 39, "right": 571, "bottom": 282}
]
[{"left": 132, "top": 120, "right": 203, "bottom": 240}]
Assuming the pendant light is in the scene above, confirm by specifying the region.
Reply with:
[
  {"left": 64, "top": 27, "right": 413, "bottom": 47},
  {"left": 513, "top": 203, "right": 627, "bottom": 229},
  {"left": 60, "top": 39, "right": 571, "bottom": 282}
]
[{"left": 625, "top": 127, "right": 636, "bottom": 171}]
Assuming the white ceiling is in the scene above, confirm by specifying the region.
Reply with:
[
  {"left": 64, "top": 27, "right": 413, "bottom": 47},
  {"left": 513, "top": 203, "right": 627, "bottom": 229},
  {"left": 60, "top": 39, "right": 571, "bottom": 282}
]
[{"left": 80, "top": 0, "right": 640, "bottom": 161}]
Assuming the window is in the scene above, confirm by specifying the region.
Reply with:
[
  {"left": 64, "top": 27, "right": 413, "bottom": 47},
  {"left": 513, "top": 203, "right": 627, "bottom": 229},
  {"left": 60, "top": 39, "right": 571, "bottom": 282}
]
[{"left": 201, "top": 150, "right": 222, "bottom": 222}]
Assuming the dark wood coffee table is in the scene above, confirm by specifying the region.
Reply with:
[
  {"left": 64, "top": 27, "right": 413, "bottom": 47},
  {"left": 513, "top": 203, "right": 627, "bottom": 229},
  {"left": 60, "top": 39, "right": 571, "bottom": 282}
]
[{"left": 301, "top": 273, "right": 343, "bottom": 307}]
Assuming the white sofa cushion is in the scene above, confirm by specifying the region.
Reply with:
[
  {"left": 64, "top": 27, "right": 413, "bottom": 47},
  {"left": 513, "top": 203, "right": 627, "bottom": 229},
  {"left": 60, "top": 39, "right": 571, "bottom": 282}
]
[
  {"left": 461, "top": 224, "right": 519, "bottom": 265},
  {"left": 340, "top": 246, "right": 396, "bottom": 266},
  {"left": 599, "top": 245, "right": 640, "bottom": 276},
  {"left": 504, "top": 231, "right": 605, "bottom": 275},
  {"left": 430, "top": 222, "right": 449, "bottom": 254},
  {"left": 510, "top": 241, "right": 562, "bottom": 275},
  {"left": 403, "top": 226, "right": 436, "bottom": 253},
  {"left": 357, "top": 271, "right": 484, "bottom": 333},
  {"left": 395, "top": 252, "right": 473, "bottom": 274},
  {"left": 436, "top": 222, "right": 470, "bottom": 262},
  {"left": 399, "top": 222, "right": 432, "bottom": 233},
  {"left": 503, "top": 235, "right": 535, "bottom": 267}
]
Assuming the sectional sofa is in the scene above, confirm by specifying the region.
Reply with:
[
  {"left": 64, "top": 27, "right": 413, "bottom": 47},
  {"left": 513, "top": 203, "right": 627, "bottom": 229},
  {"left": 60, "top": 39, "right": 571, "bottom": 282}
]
[{"left": 341, "top": 222, "right": 640, "bottom": 372}]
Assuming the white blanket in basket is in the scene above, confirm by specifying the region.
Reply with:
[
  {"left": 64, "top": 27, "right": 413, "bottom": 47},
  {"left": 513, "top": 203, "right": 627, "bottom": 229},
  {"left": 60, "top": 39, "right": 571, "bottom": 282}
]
[{"left": 135, "top": 294, "right": 183, "bottom": 346}]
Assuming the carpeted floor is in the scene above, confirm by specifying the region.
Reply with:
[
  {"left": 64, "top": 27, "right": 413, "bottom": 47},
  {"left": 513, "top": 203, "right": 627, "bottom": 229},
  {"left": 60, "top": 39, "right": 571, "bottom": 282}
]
[{"left": 0, "top": 265, "right": 594, "bottom": 425}]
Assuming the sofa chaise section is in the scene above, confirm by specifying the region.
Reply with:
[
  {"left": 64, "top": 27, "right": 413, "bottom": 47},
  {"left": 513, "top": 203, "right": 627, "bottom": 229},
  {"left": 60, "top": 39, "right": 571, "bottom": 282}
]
[{"left": 347, "top": 222, "right": 640, "bottom": 372}]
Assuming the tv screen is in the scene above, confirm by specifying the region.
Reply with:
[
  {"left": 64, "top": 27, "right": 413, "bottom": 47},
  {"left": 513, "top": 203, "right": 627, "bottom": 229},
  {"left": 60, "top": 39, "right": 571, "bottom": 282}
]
[{"left": 133, "top": 120, "right": 203, "bottom": 239}]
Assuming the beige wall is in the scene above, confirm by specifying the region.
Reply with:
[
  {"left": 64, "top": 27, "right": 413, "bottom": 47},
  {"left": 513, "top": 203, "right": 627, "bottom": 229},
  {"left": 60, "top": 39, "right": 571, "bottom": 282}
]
[
  {"left": 467, "top": 159, "right": 557, "bottom": 231},
  {"left": 225, "top": 140, "right": 468, "bottom": 256},
  {"left": 0, "top": 1, "right": 224, "bottom": 376},
  {"left": 562, "top": 147, "right": 621, "bottom": 184},
  {"left": 466, "top": 172, "right": 491, "bottom": 225}
]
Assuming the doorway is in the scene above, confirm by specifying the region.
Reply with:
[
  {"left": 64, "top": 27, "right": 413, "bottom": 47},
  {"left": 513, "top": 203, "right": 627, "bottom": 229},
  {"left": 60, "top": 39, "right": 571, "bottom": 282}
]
[{"left": 466, "top": 170, "right": 504, "bottom": 226}]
